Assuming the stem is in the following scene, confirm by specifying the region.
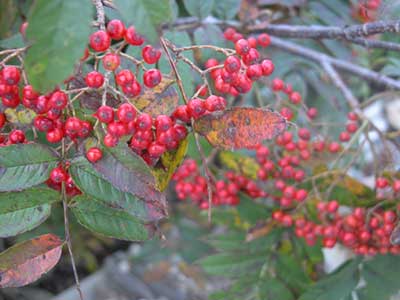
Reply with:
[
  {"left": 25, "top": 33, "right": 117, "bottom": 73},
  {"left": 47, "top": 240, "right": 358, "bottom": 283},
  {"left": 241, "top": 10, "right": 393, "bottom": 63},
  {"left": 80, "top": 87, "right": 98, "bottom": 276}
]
[{"left": 93, "top": 0, "right": 105, "bottom": 30}]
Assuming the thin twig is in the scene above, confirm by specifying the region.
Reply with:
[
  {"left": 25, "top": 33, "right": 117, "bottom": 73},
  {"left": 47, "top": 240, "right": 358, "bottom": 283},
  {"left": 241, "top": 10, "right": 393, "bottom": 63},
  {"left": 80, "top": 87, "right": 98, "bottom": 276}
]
[{"left": 92, "top": 0, "right": 106, "bottom": 30}]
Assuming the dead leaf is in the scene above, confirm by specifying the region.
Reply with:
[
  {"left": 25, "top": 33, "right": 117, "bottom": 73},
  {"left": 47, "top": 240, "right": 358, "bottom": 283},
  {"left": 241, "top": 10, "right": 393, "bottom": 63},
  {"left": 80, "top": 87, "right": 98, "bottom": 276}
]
[
  {"left": 194, "top": 107, "right": 286, "bottom": 149},
  {"left": 0, "top": 234, "right": 63, "bottom": 288},
  {"left": 246, "top": 220, "right": 275, "bottom": 242}
]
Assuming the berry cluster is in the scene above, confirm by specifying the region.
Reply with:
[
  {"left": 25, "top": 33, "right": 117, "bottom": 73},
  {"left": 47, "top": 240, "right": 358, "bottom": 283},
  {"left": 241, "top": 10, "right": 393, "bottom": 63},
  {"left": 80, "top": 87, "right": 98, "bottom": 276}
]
[
  {"left": 352, "top": 0, "right": 381, "bottom": 22},
  {"left": 46, "top": 164, "right": 81, "bottom": 197},
  {"left": 173, "top": 159, "right": 266, "bottom": 209}
]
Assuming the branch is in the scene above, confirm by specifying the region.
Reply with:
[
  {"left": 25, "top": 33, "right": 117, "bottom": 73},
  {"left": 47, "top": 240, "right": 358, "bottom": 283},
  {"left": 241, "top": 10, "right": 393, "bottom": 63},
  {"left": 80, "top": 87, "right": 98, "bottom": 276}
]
[
  {"left": 269, "top": 36, "right": 400, "bottom": 90},
  {"left": 93, "top": 0, "right": 106, "bottom": 30}
]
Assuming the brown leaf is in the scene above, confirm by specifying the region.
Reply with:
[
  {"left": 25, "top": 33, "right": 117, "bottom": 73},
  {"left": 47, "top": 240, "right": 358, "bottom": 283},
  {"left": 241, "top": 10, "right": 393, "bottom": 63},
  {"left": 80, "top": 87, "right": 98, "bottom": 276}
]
[
  {"left": 246, "top": 220, "right": 275, "bottom": 242},
  {"left": 194, "top": 107, "right": 287, "bottom": 149},
  {"left": 0, "top": 234, "right": 63, "bottom": 288},
  {"left": 130, "top": 76, "right": 178, "bottom": 117}
]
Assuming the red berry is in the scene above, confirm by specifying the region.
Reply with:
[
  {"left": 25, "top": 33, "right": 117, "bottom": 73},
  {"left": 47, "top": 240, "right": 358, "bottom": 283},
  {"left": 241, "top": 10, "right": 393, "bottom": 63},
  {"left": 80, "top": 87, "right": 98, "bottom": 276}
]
[
  {"left": 77, "top": 121, "right": 92, "bottom": 138},
  {"left": 339, "top": 131, "right": 351, "bottom": 142},
  {"left": 257, "top": 33, "right": 271, "bottom": 47},
  {"left": 393, "top": 180, "right": 400, "bottom": 193},
  {"left": 36, "top": 95, "right": 49, "bottom": 114},
  {"left": 272, "top": 78, "right": 284, "bottom": 91},
  {"left": 261, "top": 59, "right": 274, "bottom": 76},
  {"left": 233, "top": 74, "right": 252, "bottom": 94},
  {"left": 148, "top": 142, "right": 166, "bottom": 157},
  {"left": 102, "top": 53, "right": 120, "bottom": 71},
  {"left": 136, "top": 113, "right": 152, "bottom": 131},
  {"left": 224, "top": 56, "right": 241, "bottom": 73},
  {"left": 116, "top": 69, "right": 135, "bottom": 86},
  {"left": 122, "top": 81, "right": 141, "bottom": 97},
  {"left": 204, "top": 95, "right": 226, "bottom": 112},
  {"left": 347, "top": 112, "right": 358, "bottom": 121},
  {"left": 223, "top": 27, "right": 236, "bottom": 40},
  {"left": 106, "top": 19, "right": 126, "bottom": 40},
  {"left": 242, "top": 48, "right": 260, "bottom": 65},
  {"left": 46, "top": 128, "right": 63, "bottom": 143},
  {"left": 142, "top": 45, "right": 162, "bottom": 64},
  {"left": 95, "top": 105, "right": 114, "bottom": 123},
  {"left": 50, "top": 167, "right": 67, "bottom": 183},
  {"left": 143, "top": 69, "right": 162, "bottom": 88},
  {"left": 9, "top": 129, "right": 25, "bottom": 144},
  {"left": 235, "top": 39, "right": 250, "bottom": 56},
  {"left": 187, "top": 98, "right": 205, "bottom": 119},
  {"left": 1, "top": 66, "right": 20, "bottom": 85},
  {"left": 86, "top": 147, "right": 103, "bottom": 163},
  {"left": 117, "top": 103, "right": 136, "bottom": 123},
  {"left": 0, "top": 113, "right": 5, "bottom": 129},
  {"left": 48, "top": 91, "right": 68, "bottom": 109},
  {"left": 289, "top": 91, "right": 302, "bottom": 104},
  {"left": 23, "top": 85, "right": 39, "bottom": 100},
  {"left": 85, "top": 71, "right": 104, "bottom": 88},
  {"left": 89, "top": 30, "right": 111, "bottom": 52},
  {"left": 298, "top": 128, "right": 310, "bottom": 140},
  {"left": 34, "top": 116, "right": 54, "bottom": 132},
  {"left": 246, "top": 64, "right": 263, "bottom": 81},
  {"left": 328, "top": 142, "right": 341, "bottom": 153},
  {"left": 173, "top": 124, "right": 188, "bottom": 140},
  {"left": 104, "top": 133, "right": 119, "bottom": 147},
  {"left": 173, "top": 105, "right": 191, "bottom": 123},
  {"left": 346, "top": 122, "right": 358, "bottom": 133},
  {"left": 155, "top": 115, "right": 172, "bottom": 132},
  {"left": 107, "top": 121, "right": 126, "bottom": 137},
  {"left": 247, "top": 37, "right": 257, "bottom": 48},
  {"left": 376, "top": 177, "right": 388, "bottom": 189},
  {"left": 124, "top": 26, "right": 144, "bottom": 46},
  {"left": 307, "top": 107, "right": 318, "bottom": 119}
]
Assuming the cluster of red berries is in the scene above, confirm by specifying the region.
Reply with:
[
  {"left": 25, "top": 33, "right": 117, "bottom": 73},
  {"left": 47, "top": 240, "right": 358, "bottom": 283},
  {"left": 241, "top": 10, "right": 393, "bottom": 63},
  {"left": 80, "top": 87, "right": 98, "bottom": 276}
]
[
  {"left": 173, "top": 159, "right": 266, "bottom": 209},
  {"left": 352, "top": 0, "right": 381, "bottom": 22},
  {"left": 202, "top": 29, "right": 274, "bottom": 97},
  {"left": 46, "top": 164, "right": 81, "bottom": 196}
]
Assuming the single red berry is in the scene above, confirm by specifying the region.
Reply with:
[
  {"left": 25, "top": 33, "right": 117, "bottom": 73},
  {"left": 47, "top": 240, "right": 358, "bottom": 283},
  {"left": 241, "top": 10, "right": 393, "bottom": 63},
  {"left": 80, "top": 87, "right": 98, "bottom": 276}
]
[
  {"left": 205, "top": 58, "right": 219, "bottom": 69},
  {"left": 393, "top": 180, "right": 400, "bottom": 193},
  {"left": 347, "top": 112, "right": 358, "bottom": 121},
  {"left": 173, "top": 105, "right": 191, "bottom": 123},
  {"left": 34, "top": 116, "right": 54, "bottom": 132},
  {"left": 235, "top": 39, "right": 250, "bottom": 56},
  {"left": 224, "top": 56, "right": 241, "bottom": 73},
  {"left": 104, "top": 133, "right": 119, "bottom": 147},
  {"left": 289, "top": 91, "right": 302, "bottom": 104},
  {"left": 346, "top": 122, "right": 358, "bottom": 133},
  {"left": 89, "top": 30, "right": 111, "bottom": 52},
  {"left": 1, "top": 66, "right": 20, "bottom": 85},
  {"left": 307, "top": 107, "right": 318, "bottom": 119},
  {"left": 0, "top": 113, "right": 5, "bottom": 129},
  {"left": 261, "top": 59, "right": 274, "bottom": 76},
  {"left": 124, "top": 26, "right": 144, "bottom": 45},
  {"left": 155, "top": 115, "right": 172, "bottom": 132},
  {"left": 122, "top": 81, "right": 141, "bottom": 97},
  {"left": 376, "top": 177, "right": 388, "bottom": 189},
  {"left": 106, "top": 19, "right": 126, "bottom": 40},
  {"left": 223, "top": 27, "right": 236, "bottom": 40},
  {"left": 117, "top": 103, "right": 136, "bottom": 123},
  {"left": 328, "top": 142, "right": 341, "bottom": 153},
  {"left": 85, "top": 71, "right": 104, "bottom": 88},
  {"left": 272, "top": 78, "right": 284, "bottom": 91},
  {"left": 48, "top": 91, "right": 68, "bottom": 109},
  {"left": 19, "top": 21, "right": 28, "bottom": 37},
  {"left": 116, "top": 69, "right": 135, "bottom": 86},
  {"left": 143, "top": 69, "right": 162, "bottom": 88},
  {"left": 204, "top": 95, "right": 226, "bottom": 112},
  {"left": 233, "top": 74, "right": 252, "bottom": 94},
  {"left": 95, "top": 105, "right": 114, "bottom": 123},
  {"left": 77, "top": 121, "right": 92, "bottom": 138},
  {"left": 35, "top": 95, "right": 49, "bottom": 114},
  {"left": 107, "top": 121, "right": 126, "bottom": 137},
  {"left": 173, "top": 124, "right": 188, "bottom": 140},
  {"left": 187, "top": 98, "right": 205, "bottom": 119},
  {"left": 46, "top": 107, "right": 62, "bottom": 120},
  {"left": 136, "top": 113, "right": 152, "bottom": 130},
  {"left": 86, "top": 147, "right": 103, "bottom": 163},
  {"left": 142, "top": 45, "right": 162, "bottom": 64},
  {"left": 246, "top": 64, "right": 263, "bottom": 81},
  {"left": 148, "top": 142, "right": 166, "bottom": 157},
  {"left": 257, "top": 33, "right": 271, "bottom": 47},
  {"left": 46, "top": 128, "right": 64, "bottom": 143},
  {"left": 298, "top": 128, "right": 310, "bottom": 140},
  {"left": 339, "top": 131, "right": 351, "bottom": 142},
  {"left": 65, "top": 117, "right": 82, "bottom": 134},
  {"left": 102, "top": 53, "right": 120, "bottom": 71},
  {"left": 50, "top": 167, "right": 67, "bottom": 183},
  {"left": 242, "top": 48, "right": 260, "bottom": 65},
  {"left": 247, "top": 37, "right": 257, "bottom": 48},
  {"left": 9, "top": 129, "right": 25, "bottom": 144},
  {"left": 23, "top": 85, "right": 39, "bottom": 100}
]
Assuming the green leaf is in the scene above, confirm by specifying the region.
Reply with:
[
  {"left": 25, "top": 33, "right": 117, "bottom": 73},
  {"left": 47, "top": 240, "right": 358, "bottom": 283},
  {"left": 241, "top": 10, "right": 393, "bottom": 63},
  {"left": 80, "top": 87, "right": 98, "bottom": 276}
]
[
  {"left": 114, "top": 0, "right": 172, "bottom": 44},
  {"left": 193, "top": 24, "right": 228, "bottom": 61},
  {"left": 299, "top": 258, "right": 361, "bottom": 300},
  {"left": 361, "top": 255, "right": 400, "bottom": 299},
  {"left": 206, "top": 231, "right": 247, "bottom": 251},
  {"left": 0, "top": 143, "right": 58, "bottom": 191},
  {"left": 213, "top": 0, "right": 241, "bottom": 20},
  {"left": 25, "top": 0, "right": 91, "bottom": 92},
  {"left": 72, "top": 195, "right": 149, "bottom": 241},
  {"left": 237, "top": 195, "right": 271, "bottom": 225},
  {"left": 0, "top": 34, "right": 24, "bottom": 49},
  {"left": 198, "top": 252, "right": 265, "bottom": 277},
  {"left": 276, "top": 254, "right": 312, "bottom": 294},
  {"left": 258, "top": 277, "right": 295, "bottom": 300},
  {"left": 219, "top": 151, "right": 260, "bottom": 180},
  {"left": 183, "top": 0, "right": 215, "bottom": 19},
  {"left": 69, "top": 157, "right": 166, "bottom": 222},
  {"left": 152, "top": 137, "right": 188, "bottom": 191}
]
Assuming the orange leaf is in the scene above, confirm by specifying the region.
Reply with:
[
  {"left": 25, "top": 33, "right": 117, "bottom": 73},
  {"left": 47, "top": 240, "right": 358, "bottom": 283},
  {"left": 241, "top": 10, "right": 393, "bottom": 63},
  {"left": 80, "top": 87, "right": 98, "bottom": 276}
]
[
  {"left": 194, "top": 107, "right": 286, "bottom": 149},
  {"left": 0, "top": 234, "right": 63, "bottom": 288}
]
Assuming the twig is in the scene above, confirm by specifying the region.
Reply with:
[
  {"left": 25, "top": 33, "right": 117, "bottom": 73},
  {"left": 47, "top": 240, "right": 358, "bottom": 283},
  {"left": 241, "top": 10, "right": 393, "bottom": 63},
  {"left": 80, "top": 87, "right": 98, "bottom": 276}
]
[
  {"left": 93, "top": 0, "right": 106, "bottom": 30},
  {"left": 270, "top": 36, "right": 400, "bottom": 90},
  {"left": 61, "top": 140, "right": 84, "bottom": 300}
]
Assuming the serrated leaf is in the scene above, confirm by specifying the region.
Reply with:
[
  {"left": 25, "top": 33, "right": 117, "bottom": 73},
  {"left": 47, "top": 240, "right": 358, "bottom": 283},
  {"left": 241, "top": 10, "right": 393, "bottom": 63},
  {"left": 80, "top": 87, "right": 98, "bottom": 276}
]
[
  {"left": 219, "top": 151, "right": 260, "bottom": 180},
  {"left": 131, "top": 76, "right": 179, "bottom": 117},
  {"left": 72, "top": 195, "right": 150, "bottom": 241},
  {"left": 0, "top": 234, "right": 63, "bottom": 288},
  {"left": 70, "top": 157, "right": 166, "bottom": 222},
  {"left": 152, "top": 137, "right": 188, "bottom": 191},
  {"left": 276, "top": 254, "right": 312, "bottom": 294},
  {"left": 0, "top": 143, "right": 58, "bottom": 192},
  {"left": 0, "top": 34, "right": 24, "bottom": 49},
  {"left": 25, "top": 0, "right": 91, "bottom": 92},
  {"left": 206, "top": 231, "right": 246, "bottom": 251},
  {"left": 194, "top": 107, "right": 287, "bottom": 150},
  {"left": 183, "top": 0, "right": 215, "bottom": 19},
  {"left": 299, "top": 258, "right": 361, "bottom": 300},
  {"left": 115, "top": 0, "right": 172, "bottom": 44},
  {"left": 213, "top": 0, "right": 241, "bottom": 20},
  {"left": 0, "top": 188, "right": 59, "bottom": 237}
]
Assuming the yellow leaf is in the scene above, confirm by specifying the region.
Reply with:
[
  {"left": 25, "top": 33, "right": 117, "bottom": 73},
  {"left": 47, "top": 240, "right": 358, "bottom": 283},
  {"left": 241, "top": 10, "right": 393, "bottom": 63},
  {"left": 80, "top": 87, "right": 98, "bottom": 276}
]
[{"left": 219, "top": 151, "right": 260, "bottom": 179}]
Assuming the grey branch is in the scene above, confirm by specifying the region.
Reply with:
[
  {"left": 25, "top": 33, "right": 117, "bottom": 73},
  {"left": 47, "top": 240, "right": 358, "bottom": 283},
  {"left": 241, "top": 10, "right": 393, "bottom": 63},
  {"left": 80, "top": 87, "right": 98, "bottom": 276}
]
[
  {"left": 269, "top": 36, "right": 400, "bottom": 90},
  {"left": 93, "top": 0, "right": 106, "bottom": 30}
]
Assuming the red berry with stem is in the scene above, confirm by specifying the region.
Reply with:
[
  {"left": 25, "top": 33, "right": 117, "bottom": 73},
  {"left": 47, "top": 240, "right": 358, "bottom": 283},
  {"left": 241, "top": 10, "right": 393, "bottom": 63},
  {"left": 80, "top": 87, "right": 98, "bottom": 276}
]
[
  {"left": 173, "top": 105, "right": 191, "bottom": 123},
  {"left": 95, "top": 105, "right": 114, "bottom": 123},
  {"left": 242, "top": 48, "right": 260, "bottom": 65},
  {"left": 346, "top": 122, "right": 358, "bottom": 133},
  {"left": 85, "top": 71, "right": 104, "bottom": 88},
  {"left": 124, "top": 26, "right": 144, "bottom": 45},
  {"left": 376, "top": 177, "right": 388, "bottom": 189},
  {"left": 155, "top": 115, "right": 172, "bottom": 132},
  {"left": 136, "top": 113, "right": 152, "bottom": 130},
  {"left": 148, "top": 142, "right": 166, "bottom": 157},
  {"left": 23, "top": 85, "right": 39, "bottom": 100},
  {"left": 46, "top": 128, "right": 64, "bottom": 143},
  {"left": 224, "top": 56, "right": 241, "bottom": 73},
  {"left": 34, "top": 116, "right": 54, "bottom": 132},
  {"left": 187, "top": 98, "right": 206, "bottom": 119},
  {"left": 89, "top": 30, "right": 111, "bottom": 52},
  {"left": 339, "top": 131, "right": 351, "bottom": 142},
  {"left": 257, "top": 33, "right": 271, "bottom": 47},
  {"left": 106, "top": 19, "right": 126, "bottom": 40},
  {"left": 104, "top": 133, "right": 119, "bottom": 147},
  {"left": 143, "top": 69, "right": 162, "bottom": 88},
  {"left": 272, "top": 78, "right": 284, "bottom": 91},
  {"left": 9, "top": 129, "right": 25, "bottom": 144},
  {"left": 307, "top": 107, "right": 318, "bottom": 119},
  {"left": 117, "top": 103, "right": 136, "bottom": 123},
  {"left": 122, "top": 81, "right": 141, "bottom": 97},
  {"left": 235, "top": 39, "right": 250, "bottom": 56},
  {"left": 289, "top": 91, "right": 302, "bottom": 104},
  {"left": 261, "top": 59, "right": 274, "bottom": 76},
  {"left": 86, "top": 147, "right": 103, "bottom": 163},
  {"left": 48, "top": 91, "right": 68, "bottom": 109},
  {"left": 102, "top": 53, "right": 120, "bottom": 71},
  {"left": 1, "top": 66, "right": 20, "bottom": 85},
  {"left": 142, "top": 45, "right": 162, "bottom": 64},
  {"left": 50, "top": 167, "right": 68, "bottom": 183}
]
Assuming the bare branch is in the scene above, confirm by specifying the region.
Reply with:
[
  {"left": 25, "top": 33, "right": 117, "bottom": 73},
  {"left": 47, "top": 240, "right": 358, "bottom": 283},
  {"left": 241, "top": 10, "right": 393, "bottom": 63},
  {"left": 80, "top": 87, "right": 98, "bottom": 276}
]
[{"left": 93, "top": 0, "right": 106, "bottom": 30}]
